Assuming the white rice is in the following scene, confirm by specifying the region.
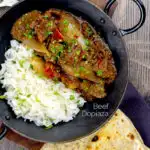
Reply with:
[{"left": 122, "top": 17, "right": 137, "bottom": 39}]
[{"left": 0, "top": 40, "right": 85, "bottom": 127}]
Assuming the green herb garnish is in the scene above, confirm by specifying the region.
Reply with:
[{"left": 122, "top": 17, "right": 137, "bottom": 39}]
[
  {"left": 54, "top": 91, "right": 59, "bottom": 96},
  {"left": 43, "top": 15, "right": 49, "bottom": 19},
  {"left": 96, "top": 70, "right": 103, "bottom": 76},
  {"left": 51, "top": 46, "right": 57, "bottom": 53},
  {"left": 45, "top": 31, "right": 53, "bottom": 36},
  {"left": 17, "top": 69, "right": 21, "bottom": 72},
  {"left": 76, "top": 50, "right": 81, "bottom": 55},
  {"left": 86, "top": 27, "right": 93, "bottom": 36},
  {"left": 83, "top": 80, "right": 87, "bottom": 83},
  {"left": 77, "top": 100, "right": 80, "bottom": 104},
  {"left": 47, "top": 21, "right": 53, "bottom": 27},
  {"left": 27, "top": 94, "right": 31, "bottom": 98},
  {"left": 79, "top": 66, "right": 85, "bottom": 72},
  {"left": 26, "top": 24, "right": 30, "bottom": 29},
  {"left": 28, "top": 35, "right": 32, "bottom": 39},
  {"left": 53, "top": 77, "right": 59, "bottom": 83},
  {"left": 84, "top": 39, "right": 90, "bottom": 46},
  {"left": 59, "top": 45, "right": 64, "bottom": 53},
  {"left": 19, "top": 60, "right": 25, "bottom": 68},
  {"left": 12, "top": 60, "right": 16, "bottom": 64},
  {"left": 63, "top": 19, "right": 69, "bottom": 25},
  {"left": 22, "top": 74, "right": 25, "bottom": 79},
  {"left": 63, "top": 27, "right": 68, "bottom": 33},
  {"left": 45, "top": 125, "right": 53, "bottom": 130},
  {"left": 35, "top": 97, "right": 40, "bottom": 102},
  {"left": 70, "top": 95, "right": 75, "bottom": 100},
  {"left": 68, "top": 47, "right": 72, "bottom": 53},
  {"left": 71, "top": 39, "right": 77, "bottom": 45},
  {"left": 0, "top": 95, "right": 6, "bottom": 99},
  {"left": 23, "top": 33, "right": 28, "bottom": 37},
  {"left": 82, "top": 55, "right": 87, "bottom": 59},
  {"left": 30, "top": 64, "right": 33, "bottom": 70},
  {"left": 84, "top": 87, "right": 89, "bottom": 91}
]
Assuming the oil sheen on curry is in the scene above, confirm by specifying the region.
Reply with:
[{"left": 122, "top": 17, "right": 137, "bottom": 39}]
[{"left": 11, "top": 9, "right": 117, "bottom": 101}]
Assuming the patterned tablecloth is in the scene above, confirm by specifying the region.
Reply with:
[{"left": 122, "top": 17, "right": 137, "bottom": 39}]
[{"left": 0, "top": 0, "right": 149, "bottom": 149}]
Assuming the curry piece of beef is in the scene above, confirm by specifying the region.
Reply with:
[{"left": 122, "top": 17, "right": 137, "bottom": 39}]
[
  {"left": 58, "top": 61, "right": 103, "bottom": 84},
  {"left": 81, "top": 21, "right": 95, "bottom": 38},
  {"left": 60, "top": 74, "right": 106, "bottom": 100},
  {"left": 11, "top": 10, "right": 42, "bottom": 41},
  {"left": 43, "top": 61, "right": 106, "bottom": 100},
  {"left": 60, "top": 74, "right": 80, "bottom": 90},
  {"left": 81, "top": 21, "right": 117, "bottom": 83},
  {"left": 80, "top": 80, "right": 106, "bottom": 100},
  {"left": 91, "top": 39, "right": 117, "bottom": 83},
  {"left": 31, "top": 10, "right": 60, "bottom": 43},
  {"left": 47, "top": 42, "right": 65, "bottom": 64}
]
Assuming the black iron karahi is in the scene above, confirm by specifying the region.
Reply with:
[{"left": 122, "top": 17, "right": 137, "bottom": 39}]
[{"left": 0, "top": 0, "right": 146, "bottom": 143}]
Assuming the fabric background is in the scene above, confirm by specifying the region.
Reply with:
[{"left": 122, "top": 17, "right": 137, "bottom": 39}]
[{"left": 0, "top": 0, "right": 150, "bottom": 149}]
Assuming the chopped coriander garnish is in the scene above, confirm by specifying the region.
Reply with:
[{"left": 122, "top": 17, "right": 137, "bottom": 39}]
[
  {"left": 75, "top": 72, "right": 80, "bottom": 77},
  {"left": 38, "top": 74, "right": 44, "bottom": 79},
  {"left": 77, "top": 100, "right": 80, "bottom": 104},
  {"left": 53, "top": 77, "right": 59, "bottom": 83},
  {"left": 61, "top": 41, "right": 68, "bottom": 48},
  {"left": 63, "top": 19, "right": 69, "bottom": 25},
  {"left": 76, "top": 50, "right": 81, "bottom": 55},
  {"left": 45, "top": 31, "right": 53, "bottom": 36},
  {"left": 45, "top": 125, "right": 53, "bottom": 130},
  {"left": 27, "top": 94, "right": 31, "bottom": 98},
  {"left": 83, "top": 80, "right": 87, "bottom": 83},
  {"left": 52, "top": 56, "right": 57, "bottom": 61},
  {"left": 79, "top": 66, "right": 85, "bottom": 72},
  {"left": 84, "top": 87, "right": 89, "bottom": 91},
  {"left": 84, "top": 39, "right": 90, "bottom": 46},
  {"left": 26, "top": 47, "right": 30, "bottom": 51},
  {"left": 17, "top": 69, "right": 21, "bottom": 72},
  {"left": 59, "top": 45, "right": 64, "bottom": 53},
  {"left": 97, "top": 70, "right": 103, "bottom": 76},
  {"left": 68, "top": 47, "right": 72, "bottom": 53},
  {"left": 0, "top": 95, "right": 6, "bottom": 99},
  {"left": 47, "top": 21, "right": 53, "bottom": 27},
  {"left": 70, "top": 95, "right": 75, "bottom": 100},
  {"left": 71, "top": 39, "right": 77, "bottom": 45},
  {"left": 12, "top": 60, "right": 16, "bottom": 64},
  {"left": 51, "top": 46, "right": 57, "bottom": 53},
  {"left": 35, "top": 97, "right": 40, "bottom": 102},
  {"left": 63, "top": 27, "right": 68, "bottom": 33},
  {"left": 22, "top": 74, "right": 25, "bottom": 79},
  {"left": 83, "top": 46, "right": 89, "bottom": 51},
  {"left": 23, "top": 33, "right": 28, "bottom": 37},
  {"left": 54, "top": 91, "right": 59, "bottom": 96},
  {"left": 100, "top": 88, "right": 104, "bottom": 92},
  {"left": 28, "top": 35, "right": 32, "bottom": 39},
  {"left": 86, "top": 27, "right": 93, "bottom": 36},
  {"left": 30, "top": 64, "right": 33, "bottom": 70},
  {"left": 82, "top": 55, "right": 86, "bottom": 59},
  {"left": 43, "top": 15, "right": 49, "bottom": 19},
  {"left": 26, "top": 24, "right": 30, "bottom": 29},
  {"left": 19, "top": 60, "right": 25, "bottom": 68}
]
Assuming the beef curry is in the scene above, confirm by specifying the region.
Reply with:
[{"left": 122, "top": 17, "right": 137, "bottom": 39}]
[{"left": 11, "top": 9, "right": 117, "bottom": 101}]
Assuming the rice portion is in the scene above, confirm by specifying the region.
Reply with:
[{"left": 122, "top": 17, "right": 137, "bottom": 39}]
[{"left": 0, "top": 40, "right": 85, "bottom": 127}]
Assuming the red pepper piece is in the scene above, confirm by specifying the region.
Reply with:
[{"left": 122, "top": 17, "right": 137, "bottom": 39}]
[
  {"left": 53, "top": 29, "right": 63, "bottom": 40},
  {"left": 74, "top": 35, "right": 79, "bottom": 39},
  {"left": 97, "top": 58, "right": 102, "bottom": 69}
]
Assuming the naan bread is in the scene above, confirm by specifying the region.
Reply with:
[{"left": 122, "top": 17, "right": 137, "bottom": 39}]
[{"left": 41, "top": 110, "right": 150, "bottom": 150}]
